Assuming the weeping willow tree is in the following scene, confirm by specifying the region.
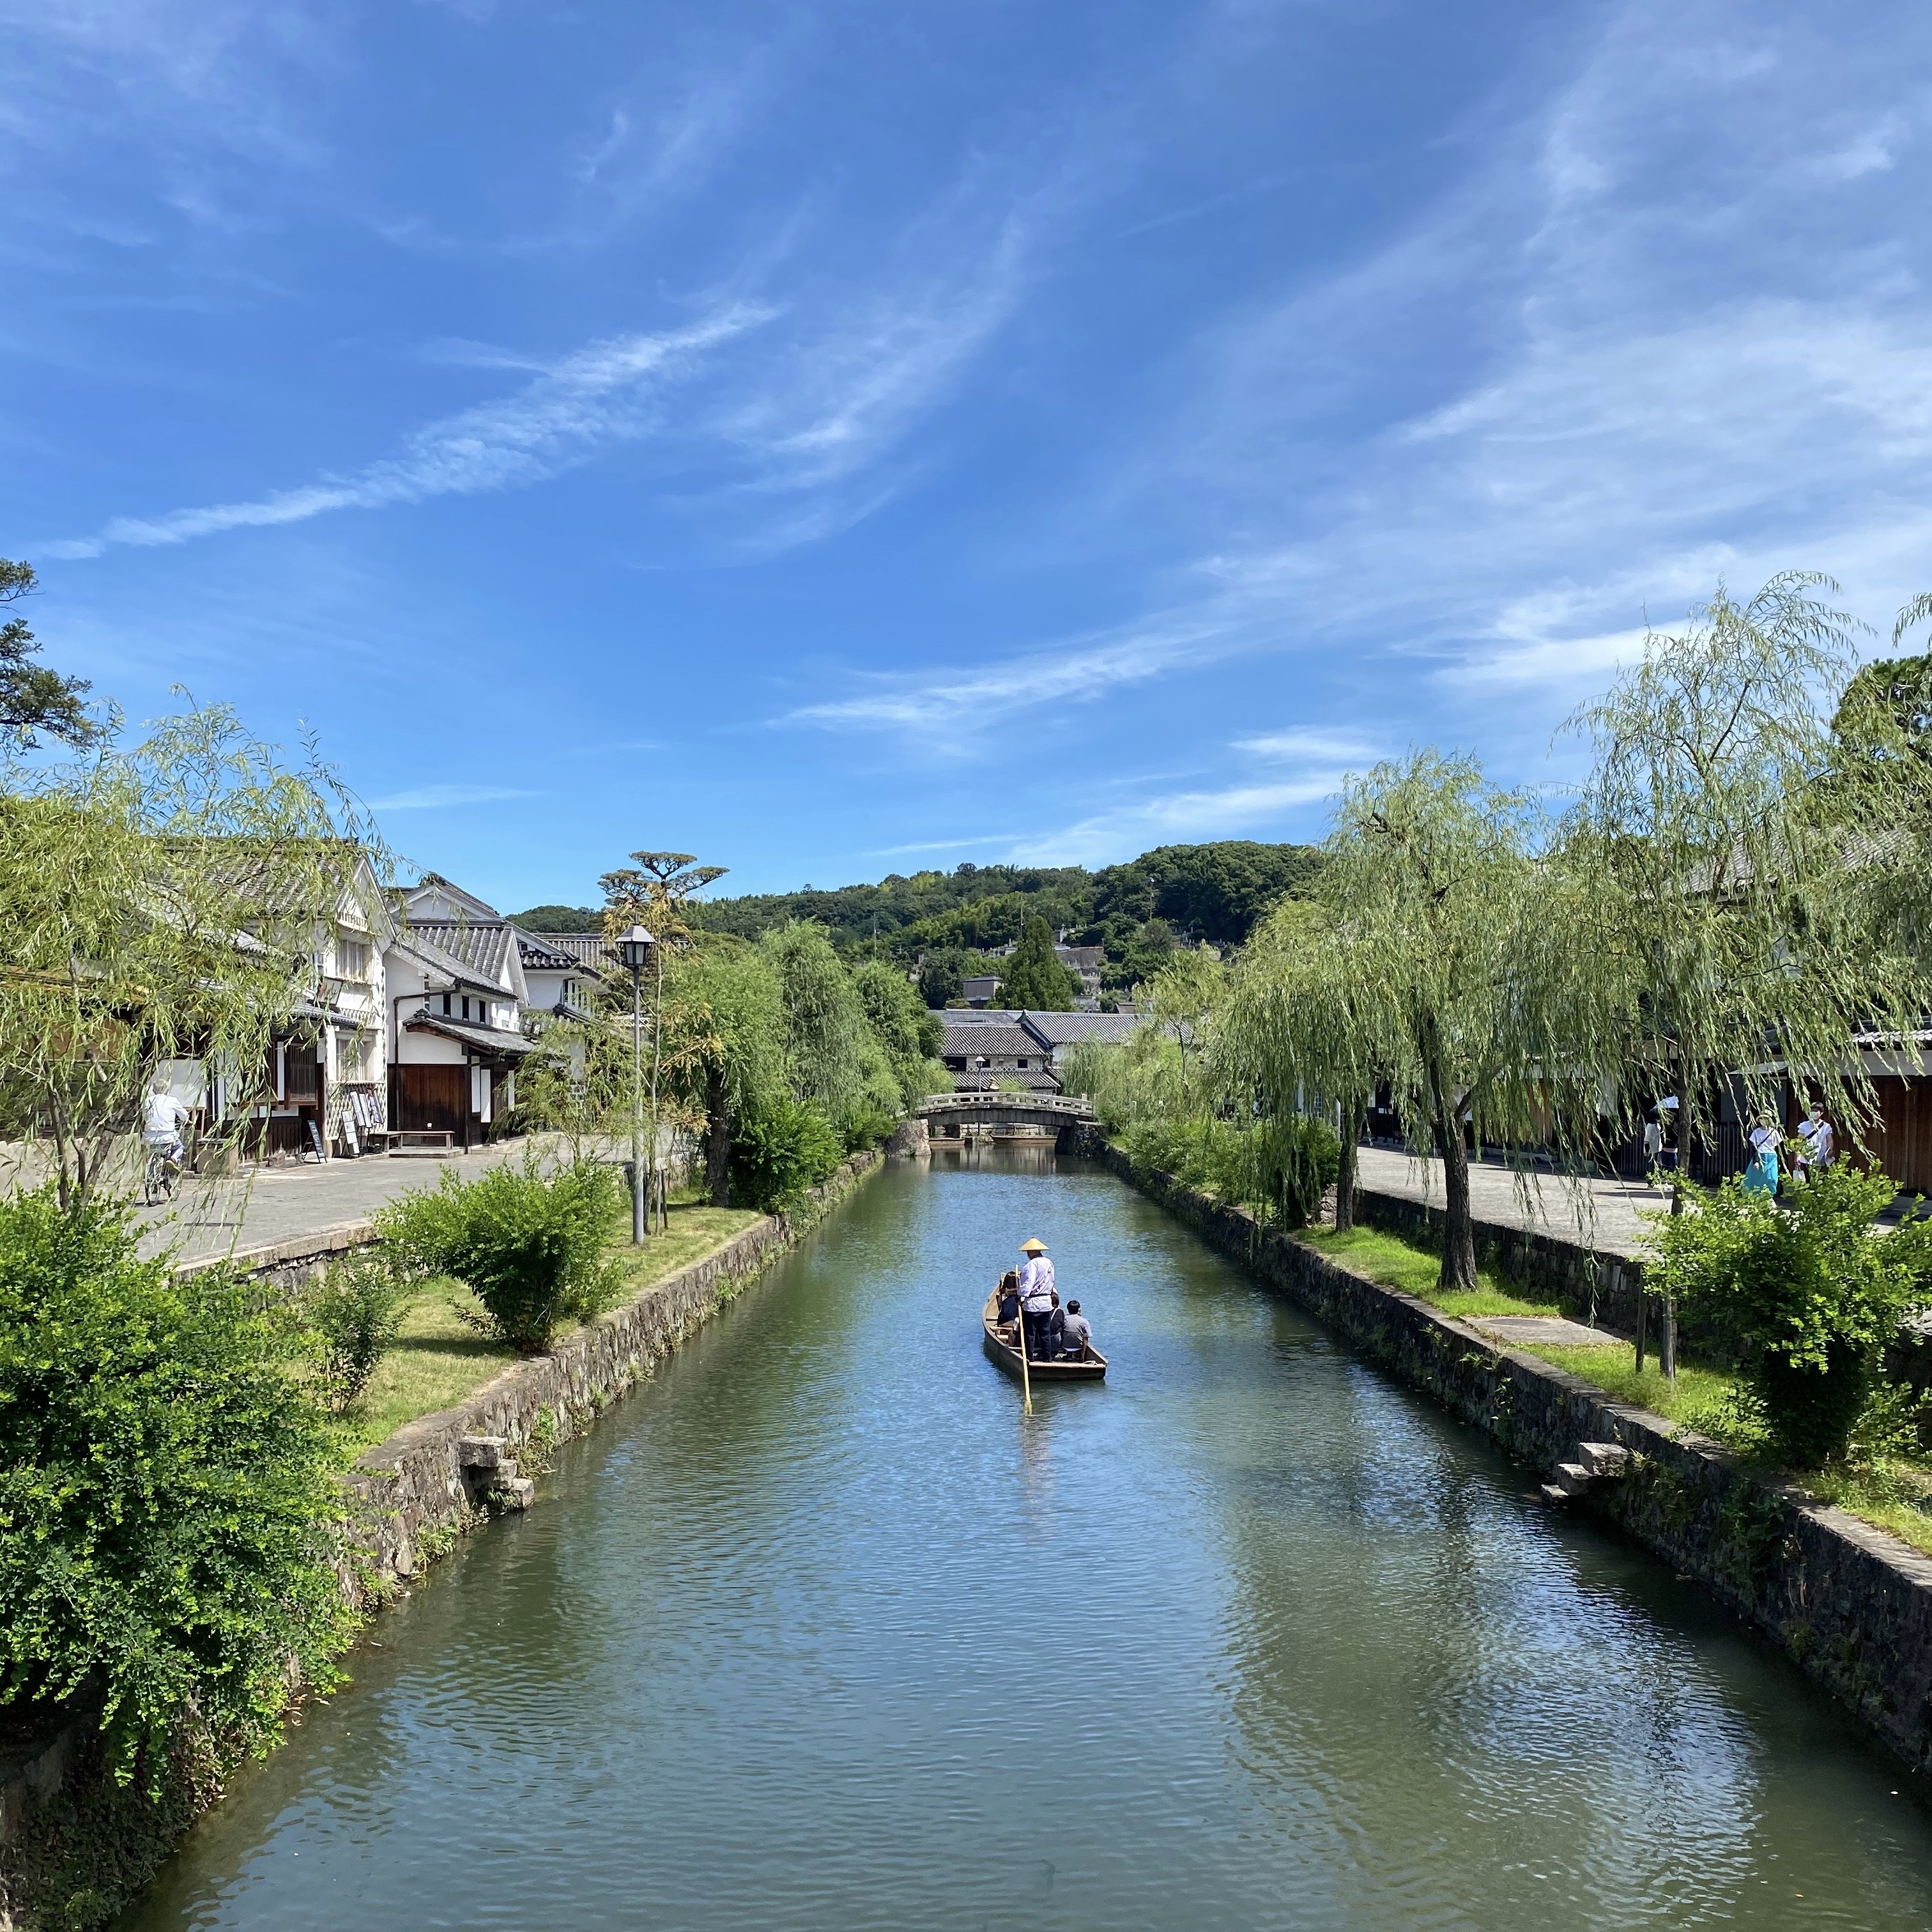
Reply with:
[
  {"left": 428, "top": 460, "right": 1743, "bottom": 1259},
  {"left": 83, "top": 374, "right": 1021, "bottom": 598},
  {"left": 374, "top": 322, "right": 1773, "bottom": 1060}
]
[
  {"left": 1559, "top": 573, "right": 1932, "bottom": 1373},
  {"left": 1231, "top": 752, "right": 1612, "bottom": 1291},
  {"left": 1217, "top": 900, "right": 1382, "bottom": 1230},
  {"left": 0, "top": 704, "right": 379, "bottom": 1206}
]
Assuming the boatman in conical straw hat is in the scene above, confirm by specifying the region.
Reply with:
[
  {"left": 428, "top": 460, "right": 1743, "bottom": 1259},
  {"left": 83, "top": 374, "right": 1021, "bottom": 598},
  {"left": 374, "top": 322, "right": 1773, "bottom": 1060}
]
[{"left": 1016, "top": 1238, "right": 1055, "bottom": 1360}]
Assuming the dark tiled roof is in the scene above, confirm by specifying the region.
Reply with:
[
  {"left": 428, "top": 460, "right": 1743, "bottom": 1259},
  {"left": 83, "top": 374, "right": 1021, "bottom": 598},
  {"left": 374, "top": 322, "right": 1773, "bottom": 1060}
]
[
  {"left": 401, "top": 1009, "right": 534, "bottom": 1058},
  {"left": 1020, "top": 1012, "right": 1147, "bottom": 1047},
  {"left": 407, "top": 919, "right": 514, "bottom": 982},
  {"left": 938, "top": 1008, "right": 1027, "bottom": 1024},
  {"left": 513, "top": 929, "right": 585, "bottom": 972},
  {"left": 531, "top": 932, "right": 611, "bottom": 967},
  {"left": 394, "top": 931, "right": 505, "bottom": 995},
  {"left": 942, "top": 1022, "right": 1041, "bottom": 1059}
]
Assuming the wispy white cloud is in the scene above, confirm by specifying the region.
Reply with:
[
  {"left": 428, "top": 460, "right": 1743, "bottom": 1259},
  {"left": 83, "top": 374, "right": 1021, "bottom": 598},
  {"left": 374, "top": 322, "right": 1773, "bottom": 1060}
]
[
  {"left": 47, "top": 307, "right": 767, "bottom": 556},
  {"left": 370, "top": 783, "right": 537, "bottom": 811},
  {"left": 1234, "top": 726, "right": 1379, "bottom": 763},
  {"left": 788, "top": 603, "right": 1252, "bottom": 737},
  {"left": 718, "top": 215, "right": 1034, "bottom": 500},
  {"left": 1006, "top": 776, "right": 1344, "bottom": 868}
]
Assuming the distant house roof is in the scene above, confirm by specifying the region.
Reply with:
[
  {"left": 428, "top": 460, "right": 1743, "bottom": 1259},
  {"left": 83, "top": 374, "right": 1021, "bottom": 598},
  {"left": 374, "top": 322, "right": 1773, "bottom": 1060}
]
[
  {"left": 950, "top": 1068, "right": 1063, "bottom": 1092},
  {"left": 406, "top": 920, "right": 515, "bottom": 983},
  {"left": 401, "top": 1009, "right": 535, "bottom": 1058},
  {"left": 1056, "top": 946, "right": 1105, "bottom": 972},
  {"left": 939, "top": 1007, "right": 1027, "bottom": 1023},
  {"left": 941, "top": 1022, "right": 1042, "bottom": 1060},
  {"left": 513, "top": 930, "right": 585, "bottom": 973},
  {"left": 1019, "top": 1012, "right": 1146, "bottom": 1048},
  {"left": 407, "top": 873, "right": 502, "bottom": 921},
  {"left": 533, "top": 932, "right": 611, "bottom": 967}
]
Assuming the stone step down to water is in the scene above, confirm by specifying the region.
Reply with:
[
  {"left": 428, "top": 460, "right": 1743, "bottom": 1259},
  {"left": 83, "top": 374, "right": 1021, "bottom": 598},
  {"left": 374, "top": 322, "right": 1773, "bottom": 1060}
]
[
  {"left": 458, "top": 1434, "right": 535, "bottom": 1510},
  {"left": 1540, "top": 1441, "right": 1632, "bottom": 1506}
]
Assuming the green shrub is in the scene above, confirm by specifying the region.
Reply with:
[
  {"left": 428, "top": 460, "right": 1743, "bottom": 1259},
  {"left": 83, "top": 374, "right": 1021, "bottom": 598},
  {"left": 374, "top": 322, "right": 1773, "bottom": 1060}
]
[
  {"left": 838, "top": 1099, "right": 897, "bottom": 1152},
  {"left": 730, "top": 1097, "right": 845, "bottom": 1212},
  {"left": 303, "top": 1254, "right": 411, "bottom": 1411},
  {"left": 1650, "top": 1163, "right": 1932, "bottom": 1467},
  {"left": 1121, "top": 1112, "right": 1338, "bottom": 1228},
  {"left": 374, "top": 1157, "right": 622, "bottom": 1354},
  {"left": 0, "top": 1186, "right": 351, "bottom": 1785}
]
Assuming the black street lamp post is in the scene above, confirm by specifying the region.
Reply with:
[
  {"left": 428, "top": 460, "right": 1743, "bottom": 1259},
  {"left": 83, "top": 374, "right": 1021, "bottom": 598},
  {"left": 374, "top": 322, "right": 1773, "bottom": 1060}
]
[{"left": 617, "top": 924, "right": 655, "bottom": 1244}]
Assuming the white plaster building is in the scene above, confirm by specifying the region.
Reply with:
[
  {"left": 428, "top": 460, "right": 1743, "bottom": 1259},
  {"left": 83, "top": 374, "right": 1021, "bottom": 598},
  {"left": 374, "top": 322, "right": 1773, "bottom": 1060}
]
[{"left": 383, "top": 875, "right": 535, "bottom": 1147}]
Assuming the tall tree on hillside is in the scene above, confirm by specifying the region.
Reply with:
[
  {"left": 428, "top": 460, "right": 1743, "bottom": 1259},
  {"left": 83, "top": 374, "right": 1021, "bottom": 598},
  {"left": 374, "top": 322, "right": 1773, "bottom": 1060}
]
[
  {"left": 917, "top": 946, "right": 966, "bottom": 1009},
  {"left": 997, "top": 915, "right": 1079, "bottom": 1011},
  {"left": 1563, "top": 574, "right": 1932, "bottom": 1374},
  {"left": 0, "top": 560, "right": 105, "bottom": 753}
]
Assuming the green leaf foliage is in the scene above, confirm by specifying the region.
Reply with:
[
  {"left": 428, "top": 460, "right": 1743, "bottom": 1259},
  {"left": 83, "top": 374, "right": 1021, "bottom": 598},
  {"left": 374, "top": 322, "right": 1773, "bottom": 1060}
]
[
  {"left": 0, "top": 1186, "right": 353, "bottom": 1782},
  {"left": 0, "top": 558, "right": 103, "bottom": 753},
  {"left": 1650, "top": 1163, "right": 1932, "bottom": 1466},
  {"left": 302, "top": 1254, "right": 412, "bottom": 1412},
  {"left": 728, "top": 1096, "right": 846, "bottom": 1213},
  {"left": 760, "top": 922, "right": 902, "bottom": 1138},
  {"left": 851, "top": 958, "right": 944, "bottom": 1101},
  {"left": 374, "top": 1156, "right": 624, "bottom": 1354},
  {"left": 996, "top": 914, "right": 1080, "bottom": 1011},
  {"left": 684, "top": 841, "right": 1321, "bottom": 993}
]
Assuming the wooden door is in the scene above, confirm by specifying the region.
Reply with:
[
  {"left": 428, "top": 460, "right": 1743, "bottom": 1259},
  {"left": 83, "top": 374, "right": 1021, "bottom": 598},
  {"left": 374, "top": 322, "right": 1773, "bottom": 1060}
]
[{"left": 395, "top": 1064, "right": 468, "bottom": 1134}]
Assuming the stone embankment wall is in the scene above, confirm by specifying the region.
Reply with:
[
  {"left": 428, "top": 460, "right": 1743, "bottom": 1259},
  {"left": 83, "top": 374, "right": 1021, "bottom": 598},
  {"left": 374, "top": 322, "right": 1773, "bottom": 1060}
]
[
  {"left": 1094, "top": 1142, "right": 1932, "bottom": 1773},
  {"left": 0, "top": 1152, "right": 882, "bottom": 1932}
]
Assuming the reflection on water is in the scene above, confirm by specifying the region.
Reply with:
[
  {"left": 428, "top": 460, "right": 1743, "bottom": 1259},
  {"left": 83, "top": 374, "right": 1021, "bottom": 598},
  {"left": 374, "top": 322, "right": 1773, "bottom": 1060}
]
[{"left": 123, "top": 1155, "right": 1932, "bottom": 1931}]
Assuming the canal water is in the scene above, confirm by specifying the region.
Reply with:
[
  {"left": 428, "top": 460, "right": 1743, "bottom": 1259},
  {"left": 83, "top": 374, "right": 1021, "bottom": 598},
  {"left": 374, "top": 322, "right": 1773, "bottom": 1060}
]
[{"left": 126, "top": 1154, "right": 1932, "bottom": 1930}]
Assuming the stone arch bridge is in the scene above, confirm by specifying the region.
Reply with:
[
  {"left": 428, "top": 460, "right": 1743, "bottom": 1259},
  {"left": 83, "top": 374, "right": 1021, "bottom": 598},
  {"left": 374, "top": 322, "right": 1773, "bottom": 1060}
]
[{"left": 911, "top": 1091, "right": 1097, "bottom": 1148}]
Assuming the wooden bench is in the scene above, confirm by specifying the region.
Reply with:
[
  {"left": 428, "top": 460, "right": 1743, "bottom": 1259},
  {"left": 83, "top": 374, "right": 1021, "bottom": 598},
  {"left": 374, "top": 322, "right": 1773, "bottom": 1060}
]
[{"left": 387, "top": 1130, "right": 456, "bottom": 1157}]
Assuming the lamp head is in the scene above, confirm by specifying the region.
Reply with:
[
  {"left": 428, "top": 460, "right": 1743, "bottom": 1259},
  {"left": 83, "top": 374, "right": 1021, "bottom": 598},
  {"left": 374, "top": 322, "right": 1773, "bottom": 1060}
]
[{"left": 617, "top": 924, "right": 656, "bottom": 971}]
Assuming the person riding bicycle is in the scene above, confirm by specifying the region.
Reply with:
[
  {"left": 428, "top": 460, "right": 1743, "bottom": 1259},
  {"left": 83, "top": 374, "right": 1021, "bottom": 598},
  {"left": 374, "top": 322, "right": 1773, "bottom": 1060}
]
[{"left": 142, "top": 1078, "right": 191, "bottom": 1183}]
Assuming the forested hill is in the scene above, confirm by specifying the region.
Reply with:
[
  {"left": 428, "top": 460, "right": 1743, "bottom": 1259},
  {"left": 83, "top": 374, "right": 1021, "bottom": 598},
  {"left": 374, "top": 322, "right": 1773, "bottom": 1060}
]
[{"left": 514, "top": 841, "right": 1321, "bottom": 995}]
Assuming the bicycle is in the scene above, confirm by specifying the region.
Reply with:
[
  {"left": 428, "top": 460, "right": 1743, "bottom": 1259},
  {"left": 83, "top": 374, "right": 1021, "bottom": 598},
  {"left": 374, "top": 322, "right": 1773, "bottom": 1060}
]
[{"left": 142, "top": 1138, "right": 183, "bottom": 1206}]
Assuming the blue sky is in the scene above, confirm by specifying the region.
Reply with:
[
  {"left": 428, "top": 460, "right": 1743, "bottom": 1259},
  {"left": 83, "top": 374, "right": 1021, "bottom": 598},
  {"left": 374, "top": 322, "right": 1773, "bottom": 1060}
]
[{"left": 6, "top": 0, "right": 1931, "bottom": 908}]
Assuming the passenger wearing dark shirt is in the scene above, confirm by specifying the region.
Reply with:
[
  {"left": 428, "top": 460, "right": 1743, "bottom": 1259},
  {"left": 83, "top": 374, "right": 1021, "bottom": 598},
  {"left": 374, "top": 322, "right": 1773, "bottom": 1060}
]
[{"left": 996, "top": 1271, "right": 1021, "bottom": 1328}]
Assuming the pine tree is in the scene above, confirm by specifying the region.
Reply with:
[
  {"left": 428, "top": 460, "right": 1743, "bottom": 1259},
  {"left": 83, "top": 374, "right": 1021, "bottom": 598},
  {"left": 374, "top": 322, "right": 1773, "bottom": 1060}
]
[{"left": 997, "top": 914, "right": 1079, "bottom": 1011}]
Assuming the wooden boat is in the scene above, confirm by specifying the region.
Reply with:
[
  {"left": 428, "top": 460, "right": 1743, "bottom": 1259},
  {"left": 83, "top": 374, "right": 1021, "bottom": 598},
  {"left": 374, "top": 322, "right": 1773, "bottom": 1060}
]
[{"left": 981, "top": 1290, "right": 1108, "bottom": 1382}]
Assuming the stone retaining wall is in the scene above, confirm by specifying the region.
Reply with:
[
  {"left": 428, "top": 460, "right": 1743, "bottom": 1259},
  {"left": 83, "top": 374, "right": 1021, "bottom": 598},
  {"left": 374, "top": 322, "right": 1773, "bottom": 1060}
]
[{"left": 1096, "top": 1141, "right": 1932, "bottom": 1773}]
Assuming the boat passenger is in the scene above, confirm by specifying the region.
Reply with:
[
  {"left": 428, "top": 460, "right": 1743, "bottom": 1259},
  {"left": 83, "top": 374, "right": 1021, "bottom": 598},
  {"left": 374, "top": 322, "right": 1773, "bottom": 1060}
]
[
  {"left": 996, "top": 1271, "right": 1021, "bottom": 1329},
  {"left": 1016, "top": 1238, "right": 1055, "bottom": 1358},
  {"left": 1058, "top": 1300, "right": 1091, "bottom": 1359}
]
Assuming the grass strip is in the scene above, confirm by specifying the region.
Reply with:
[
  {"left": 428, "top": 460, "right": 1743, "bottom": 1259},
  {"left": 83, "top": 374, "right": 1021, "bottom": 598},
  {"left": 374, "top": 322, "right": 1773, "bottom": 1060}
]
[
  {"left": 343, "top": 1191, "right": 765, "bottom": 1454},
  {"left": 1301, "top": 1224, "right": 1561, "bottom": 1319}
]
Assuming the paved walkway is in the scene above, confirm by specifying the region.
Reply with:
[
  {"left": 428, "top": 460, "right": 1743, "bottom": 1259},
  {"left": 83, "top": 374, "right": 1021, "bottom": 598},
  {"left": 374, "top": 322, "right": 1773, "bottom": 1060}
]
[
  {"left": 1355, "top": 1145, "right": 1666, "bottom": 1259},
  {"left": 134, "top": 1143, "right": 532, "bottom": 1266}
]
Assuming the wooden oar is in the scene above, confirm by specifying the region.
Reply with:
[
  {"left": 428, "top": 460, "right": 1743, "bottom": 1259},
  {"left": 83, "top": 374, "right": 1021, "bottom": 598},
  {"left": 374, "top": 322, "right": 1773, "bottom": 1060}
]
[{"left": 1015, "top": 1287, "right": 1032, "bottom": 1414}]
